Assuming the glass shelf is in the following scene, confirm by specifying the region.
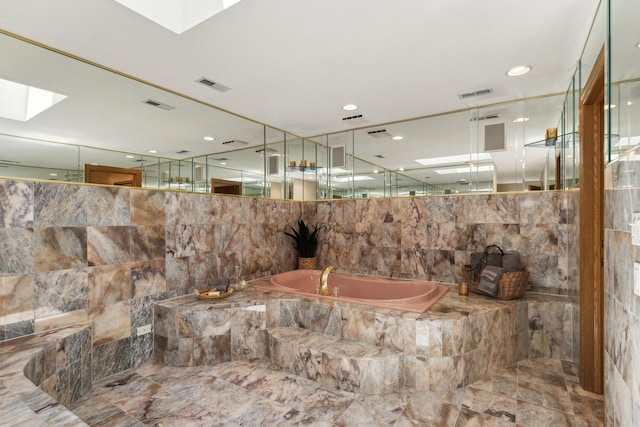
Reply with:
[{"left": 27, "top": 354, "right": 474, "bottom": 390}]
[{"left": 525, "top": 132, "right": 578, "bottom": 148}]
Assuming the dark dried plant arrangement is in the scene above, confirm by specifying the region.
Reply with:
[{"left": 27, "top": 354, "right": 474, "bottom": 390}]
[{"left": 285, "top": 219, "right": 322, "bottom": 258}]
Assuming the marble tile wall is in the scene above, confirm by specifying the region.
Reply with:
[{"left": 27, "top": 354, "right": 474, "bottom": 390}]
[
  {"left": 0, "top": 179, "right": 297, "bottom": 382},
  {"left": 604, "top": 157, "right": 640, "bottom": 426},
  {"left": 0, "top": 178, "right": 578, "bottom": 386},
  {"left": 312, "top": 192, "right": 577, "bottom": 294}
]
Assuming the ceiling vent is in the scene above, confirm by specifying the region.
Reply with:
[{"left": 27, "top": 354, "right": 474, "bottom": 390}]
[
  {"left": 176, "top": 150, "right": 190, "bottom": 154},
  {"left": 367, "top": 129, "right": 392, "bottom": 138},
  {"left": 342, "top": 114, "right": 368, "bottom": 126},
  {"left": 212, "top": 157, "right": 229, "bottom": 161},
  {"left": 470, "top": 114, "right": 500, "bottom": 121},
  {"left": 196, "top": 77, "right": 231, "bottom": 92},
  {"left": 143, "top": 99, "right": 175, "bottom": 111},
  {"left": 222, "top": 139, "right": 249, "bottom": 148},
  {"left": 458, "top": 88, "right": 494, "bottom": 99},
  {"left": 374, "top": 154, "right": 385, "bottom": 159},
  {"left": 255, "top": 147, "right": 278, "bottom": 154}
]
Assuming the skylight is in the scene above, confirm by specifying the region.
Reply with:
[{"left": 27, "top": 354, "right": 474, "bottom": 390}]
[
  {"left": 415, "top": 153, "right": 492, "bottom": 167},
  {"left": 115, "top": 0, "right": 242, "bottom": 35},
  {"left": 0, "top": 78, "right": 67, "bottom": 121}
]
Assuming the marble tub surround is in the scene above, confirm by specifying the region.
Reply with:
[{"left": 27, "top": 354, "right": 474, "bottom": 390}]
[
  {"left": 268, "top": 326, "right": 404, "bottom": 394},
  {"left": 0, "top": 324, "right": 92, "bottom": 426},
  {"left": 153, "top": 282, "right": 581, "bottom": 393},
  {"left": 66, "top": 357, "right": 603, "bottom": 426},
  {"left": 0, "top": 178, "right": 298, "bottom": 384},
  {"left": 154, "top": 293, "right": 268, "bottom": 367}
]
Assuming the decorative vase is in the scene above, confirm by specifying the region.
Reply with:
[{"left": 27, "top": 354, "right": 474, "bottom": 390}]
[{"left": 298, "top": 257, "right": 317, "bottom": 270}]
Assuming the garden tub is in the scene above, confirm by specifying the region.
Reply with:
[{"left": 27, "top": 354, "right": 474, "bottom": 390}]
[{"left": 256, "top": 269, "right": 449, "bottom": 313}]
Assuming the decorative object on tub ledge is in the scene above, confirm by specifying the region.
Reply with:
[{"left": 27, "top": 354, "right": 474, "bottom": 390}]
[
  {"left": 463, "top": 244, "right": 528, "bottom": 300},
  {"left": 285, "top": 219, "right": 322, "bottom": 269},
  {"left": 195, "top": 278, "right": 234, "bottom": 300}
]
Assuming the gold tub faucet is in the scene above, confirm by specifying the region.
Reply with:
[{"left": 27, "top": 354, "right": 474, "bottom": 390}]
[{"left": 320, "top": 265, "right": 336, "bottom": 296}]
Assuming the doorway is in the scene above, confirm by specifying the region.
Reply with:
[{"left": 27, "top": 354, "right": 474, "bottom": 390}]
[{"left": 579, "top": 47, "right": 605, "bottom": 394}]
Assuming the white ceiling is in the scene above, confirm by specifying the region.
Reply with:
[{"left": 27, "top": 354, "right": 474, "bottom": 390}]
[{"left": 0, "top": 0, "right": 606, "bottom": 188}]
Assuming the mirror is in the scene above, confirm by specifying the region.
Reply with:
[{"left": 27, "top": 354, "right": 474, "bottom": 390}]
[{"left": 2, "top": 0, "right": 638, "bottom": 199}]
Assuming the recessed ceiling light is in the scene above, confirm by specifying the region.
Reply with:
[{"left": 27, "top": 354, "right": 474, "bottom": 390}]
[
  {"left": 373, "top": 169, "right": 379, "bottom": 173},
  {"left": 220, "top": 162, "right": 227, "bottom": 165},
  {"left": 399, "top": 167, "right": 405, "bottom": 171},
  {"left": 636, "top": 42, "right": 640, "bottom": 49},
  {"left": 147, "top": 150, "right": 158, "bottom": 154},
  {"left": 204, "top": 136, "right": 215, "bottom": 141},
  {"left": 628, "top": 101, "right": 633, "bottom": 106},
  {"left": 392, "top": 136, "right": 404, "bottom": 141},
  {"left": 49, "top": 173, "right": 57, "bottom": 176},
  {"left": 513, "top": 117, "right": 530, "bottom": 123},
  {"left": 342, "top": 104, "right": 358, "bottom": 111},
  {"left": 125, "top": 155, "right": 135, "bottom": 159},
  {"left": 506, "top": 65, "right": 532, "bottom": 77},
  {"left": 604, "top": 104, "right": 617, "bottom": 110}
]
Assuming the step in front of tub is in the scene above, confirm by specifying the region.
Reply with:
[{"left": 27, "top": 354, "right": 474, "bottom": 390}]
[{"left": 267, "top": 327, "right": 403, "bottom": 394}]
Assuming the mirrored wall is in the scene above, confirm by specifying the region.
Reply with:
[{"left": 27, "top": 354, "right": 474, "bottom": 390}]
[{"left": 1, "top": 0, "right": 638, "bottom": 199}]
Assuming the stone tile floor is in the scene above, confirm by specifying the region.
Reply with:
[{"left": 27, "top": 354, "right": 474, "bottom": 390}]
[{"left": 68, "top": 358, "right": 604, "bottom": 426}]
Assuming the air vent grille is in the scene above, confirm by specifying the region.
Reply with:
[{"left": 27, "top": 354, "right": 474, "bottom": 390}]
[
  {"left": 212, "top": 157, "right": 229, "bottom": 161},
  {"left": 458, "top": 88, "right": 494, "bottom": 99},
  {"left": 470, "top": 114, "right": 500, "bottom": 121},
  {"left": 367, "top": 129, "right": 391, "bottom": 138},
  {"left": 196, "top": 77, "right": 231, "bottom": 92},
  {"left": 222, "top": 140, "right": 249, "bottom": 148},
  {"left": 374, "top": 154, "right": 385, "bottom": 159},
  {"left": 176, "top": 150, "right": 190, "bottom": 154},
  {"left": 143, "top": 99, "right": 175, "bottom": 111},
  {"left": 342, "top": 114, "right": 363, "bottom": 121}
]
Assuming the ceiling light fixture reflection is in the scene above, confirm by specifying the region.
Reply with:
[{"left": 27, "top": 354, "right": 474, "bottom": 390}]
[
  {"left": 435, "top": 165, "right": 494, "bottom": 175},
  {"left": 506, "top": 65, "right": 532, "bottom": 77},
  {"left": 415, "top": 153, "right": 492, "bottom": 166},
  {"left": 513, "top": 117, "right": 530, "bottom": 123},
  {"left": 604, "top": 104, "right": 617, "bottom": 110},
  {"left": 342, "top": 104, "right": 358, "bottom": 111},
  {"left": 220, "top": 162, "right": 227, "bottom": 165},
  {"left": 147, "top": 150, "right": 158, "bottom": 154},
  {"left": 125, "top": 155, "right": 135, "bottom": 159},
  {"left": 204, "top": 136, "right": 215, "bottom": 141},
  {"left": 333, "top": 175, "right": 374, "bottom": 182},
  {"left": 399, "top": 167, "right": 405, "bottom": 171},
  {"left": 392, "top": 136, "right": 404, "bottom": 141}
]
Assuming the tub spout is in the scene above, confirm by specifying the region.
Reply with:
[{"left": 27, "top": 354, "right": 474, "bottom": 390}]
[{"left": 320, "top": 265, "right": 335, "bottom": 296}]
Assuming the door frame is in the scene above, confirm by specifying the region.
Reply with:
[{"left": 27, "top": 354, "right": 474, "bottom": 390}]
[{"left": 579, "top": 46, "right": 605, "bottom": 394}]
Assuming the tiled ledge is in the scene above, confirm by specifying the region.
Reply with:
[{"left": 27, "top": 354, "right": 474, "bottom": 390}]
[
  {"left": 0, "top": 324, "right": 92, "bottom": 426},
  {"left": 154, "top": 281, "right": 576, "bottom": 392}
]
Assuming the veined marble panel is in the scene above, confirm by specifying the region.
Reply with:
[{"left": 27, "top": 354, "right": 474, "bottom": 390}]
[
  {"left": 34, "top": 269, "right": 88, "bottom": 318},
  {"left": 87, "top": 263, "right": 131, "bottom": 307},
  {"left": 0, "top": 228, "right": 34, "bottom": 276},
  {"left": 87, "top": 226, "right": 130, "bottom": 266},
  {"left": 84, "top": 186, "right": 130, "bottom": 227},
  {"left": 0, "top": 274, "right": 35, "bottom": 323},
  {"left": 35, "top": 227, "right": 87, "bottom": 272},
  {"left": 131, "top": 225, "right": 165, "bottom": 261},
  {"left": 0, "top": 180, "right": 33, "bottom": 227},
  {"left": 33, "top": 183, "right": 88, "bottom": 227},
  {"left": 131, "top": 260, "right": 166, "bottom": 299},
  {"left": 130, "top": 190, "right": 166, "bottom": 226},
  {"left": 90, "top": 300, "right": 131, "bottom": 346}
]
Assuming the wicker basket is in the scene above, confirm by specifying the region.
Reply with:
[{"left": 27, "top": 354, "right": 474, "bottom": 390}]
[{"left": 462, "top": 265, "right": 528, "bottom": 300}]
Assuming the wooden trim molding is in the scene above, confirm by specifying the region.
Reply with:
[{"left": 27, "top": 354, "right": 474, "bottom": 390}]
[{"left": 579, "top": 46, "right": 605, "bottom": 394}]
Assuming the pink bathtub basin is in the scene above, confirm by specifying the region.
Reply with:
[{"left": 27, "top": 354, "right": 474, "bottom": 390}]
[{"left": 256, "top": 270, "right": 449, "bottom": 313}]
